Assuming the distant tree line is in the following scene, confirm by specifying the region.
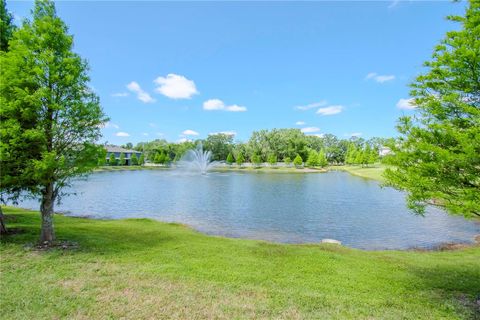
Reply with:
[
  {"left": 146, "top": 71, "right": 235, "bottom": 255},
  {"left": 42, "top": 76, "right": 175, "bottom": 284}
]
[{"left": 121, "top": 129, "right": 391, "bottom": 167}]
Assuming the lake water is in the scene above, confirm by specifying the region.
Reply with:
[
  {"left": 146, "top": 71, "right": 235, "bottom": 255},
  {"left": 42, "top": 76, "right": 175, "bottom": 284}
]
[{"left": 15, "top": 170, "right": 480, "bottom": 250}]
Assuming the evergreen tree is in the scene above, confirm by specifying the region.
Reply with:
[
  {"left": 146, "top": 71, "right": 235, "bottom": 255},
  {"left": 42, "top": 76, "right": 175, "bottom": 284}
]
[
  {"left": 130, "top": 153, "right": 138, "bottom": 166},
  {"left": 306, "top": 150, "right": 319, "bottom": 167},
  {"left": 318, "top": 149, "right": 328, "bottom": 167},
  {"left": 293, "top": 154, "right": 303, "bottom": 168},
  {"left": 267, "top": 154, "right": 277, "bottom": 166},
  {"left": 139, "top": 154, "right": 145, "bottom": 165},
  {"left": 236, "top": 153, "right": 245, "bottom": 167},
  {"left": 0, "top": 0, "right": 15, "bottom": 52},
  {"left": 226, "top": 152, "right": 234, "bottom": 165},
  {"left": 109, "top": 154, "right": 117, "bottom": 166},
  {"left": 0, "top": 0, "right": 108, "bottom": 243},
  {"left": 385, "top": 1, "right": 480, "bottom": 217},
  {"left": 119, "top": 153, "right": 126, "bottom": 166},
  {"left": 284, "top": 156, "right": 292, "bottom": 166}
]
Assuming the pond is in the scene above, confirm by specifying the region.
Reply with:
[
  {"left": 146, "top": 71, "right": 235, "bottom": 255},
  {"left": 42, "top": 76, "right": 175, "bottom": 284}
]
[{"left": 15, "top": 170, "right": 480, "bottom": 250}]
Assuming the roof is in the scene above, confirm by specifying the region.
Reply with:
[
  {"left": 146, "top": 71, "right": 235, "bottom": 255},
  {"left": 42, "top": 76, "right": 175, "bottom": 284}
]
[{"left": 104, "top": 145, "right": 142, "bottom": 154}]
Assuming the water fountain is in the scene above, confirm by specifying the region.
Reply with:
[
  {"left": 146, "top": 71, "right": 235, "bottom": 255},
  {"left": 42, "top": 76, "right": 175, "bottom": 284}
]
[{"left": 179, "top": 143, "right": 218, "bottom": 174}]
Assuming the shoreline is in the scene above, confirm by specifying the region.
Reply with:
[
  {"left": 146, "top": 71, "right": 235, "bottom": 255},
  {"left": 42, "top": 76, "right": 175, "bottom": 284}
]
[{"left": 6, "top": 206, "right": 479, "bottom": 252}]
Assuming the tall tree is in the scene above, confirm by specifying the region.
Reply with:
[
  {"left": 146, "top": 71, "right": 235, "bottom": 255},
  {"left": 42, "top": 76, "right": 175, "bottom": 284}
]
[
  {"left": 385, "top": 1, "right": 480, "bottom": 218},
  {"left": 0, "top": 0, "right": 15, "bottom": 51},
  {"left": 0, "top": 0, "right": 17, "bottom": 234},
  {"left": 0, "top": 0, "right": 107, "bottom": 243}
]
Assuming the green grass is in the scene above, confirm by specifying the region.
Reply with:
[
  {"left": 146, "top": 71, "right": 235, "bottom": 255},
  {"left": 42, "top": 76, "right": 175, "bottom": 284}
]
[
  {"left": 333, "top": 164, "right": 387, "bottom": 182},
  {"left": 1, "top": 207, "right": 479, "bottom": 319},
  {"left": 94, "top": 165, "right": 170, "bottom": 172}
]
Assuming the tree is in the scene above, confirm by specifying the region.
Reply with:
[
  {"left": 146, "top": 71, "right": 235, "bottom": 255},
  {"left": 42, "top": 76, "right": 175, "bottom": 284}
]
[
  {"left": 251, "top": 153, "right": 262, "bottom": 168},
  {"left": 204, "top": 133, "right": 233, "bottom": 161},
  {"left": 0, "top": 0, "right": 108, "bottom": 243},
  {"left": 293, "top": 154, "right": 303, "bottom": 168},
  {"left": 284, "top": 156, "right": 292, "bottom": 166},
  {"left": 226, "top": 152, "right": 234, "bottom": 165},
  {"left": 0, "top": 0, "right": 15, "bottom": 52},
  {"left": 384, "top": 1, "right": 480, "bottom": 218},
  {"left": 139, "top": 154, "right": 145, "bottom": 165},
  {"left": 97, "top": 148, "right": 107, "bottom": 166},
  {"left": 109, "top": 154, "right": 117, "bottom": 166},
  {"left": 236, "top": 153, "right": 245, "bottom": 167},
  {"left": 306, "top": 150, "right": 319, "bottom": 167},
  {"left": 318, "top": 149, "right": 328, "bottom": 167},
  {"left": 0, "top": 0, "right": 17, "bottom": 234},
  {"left": 130, "top": 153, "right": 138, "bottom": 166},
  {"left": 119, "top": 153, "right": 126, "bottom": 166},
  {"left": 267, "top": 154, "right": 277, "bottom": 167}
]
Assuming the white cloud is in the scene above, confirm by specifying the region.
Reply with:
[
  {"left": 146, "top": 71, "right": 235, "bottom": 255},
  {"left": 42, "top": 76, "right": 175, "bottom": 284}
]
[
  {"left": 365, "top": 72, "right": 395, "bottom": 83},
  {"left": 202, "top": 99, "right": 247, "bottom": 112},
  {"left": 301, "top": 127, "right": 320, "bottom": 133},
  {"left": 295, "top": 101, "right": 328, "bottom": 111},
  {"left": 111, "top": 92, "right": 129, "bottom": 97},
  {"left": 177, "top": 137, "right": 189, "bottom": 143},
  {"left": 101, "top": 121, "right": 120, "bottom": 129},
  {"left": 203, "top": 99, "right": 224, "bottom": 110},
  {"left": 295, "top": 121, "right": 306, "bottom": 125},
  {"left": 116, "top": 132, "right": 130, "bottom": 137},
  {"left": 182, "top": 129, "right": 199, "bottom": 136},
  {"left": 396, "top": 98, "right": 417, "bottom": 110},
  {"left": 316, "top": 105, "right": 344, "bottom": 116},
  {"left": 126, "top": 81, "right": 156, "bottom": 103},
  {"left": 209, "top": 131, "right": 236, "bottom": 136},
  {"left": 142, "top": 133, "right": 149, "bottom": 136},
  {"left": 154, "top": 74, "right": 198, "bottom": 99}
]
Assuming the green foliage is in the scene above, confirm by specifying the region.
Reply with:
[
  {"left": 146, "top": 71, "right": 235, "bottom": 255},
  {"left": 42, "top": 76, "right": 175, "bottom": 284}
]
[
  {"left": 204, "top": 133, "right": 234, "bottom": 161},
  {"left": 385, "top": 1, "right": 480, "bottom": 218},
  {"left": 0, "top": 0, "right": 15, "bottom": 52},
  {"left": 267, "top": 154, "right": 277, "bottom": 166},
  {"left": 97, "top": 148, "right": 107, "bottom": 166},
  {"left": 318, "top": 149, "right": 328, "bottom": 167},
  {"left": 109, "top": 154, "right": 117, "bottom": 166},
  {"left": 293, "top": 154, "right": 303, "bottom": 167},
  {"left": 251, "top": 153, "right": 262, "bottom": 167},
  {"left": 236, "top": 153, "right": 245, "bottom": 166},
  {"left": 130, "top": 153, "right": 138, "bottom": 166},
  {"left": 284, "top": 157, "right": 292, "bottom": 166},
  {"left": 138, "top": 154, "right": 145, "bottom": 165},
  {"left": 0, "top": 0, "right": 108, "bottom": 242},
  {"left": 226, "top": 152, "right": 234, "bottom": 165},
  {"left": 306, "top": 150, "right": 319, "bottom": 167},
  {"left": 119, "top": 153, "right": 126, "bottom": 166},
  {"left": 2, "top": 207, "right": 480, "bottom": 319}
]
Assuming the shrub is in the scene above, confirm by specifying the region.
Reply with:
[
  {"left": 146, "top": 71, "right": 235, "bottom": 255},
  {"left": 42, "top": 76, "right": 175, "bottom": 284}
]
[
  {"left": 131, "top": 153, "right": 138, "bottom": 166},
  {"left": 251, "top": 154, "right": 262, "bottom": 167},
  {"left": 267, "top": 154, "right": 277, "bottom": 166},
  {"left": 284, "top": 157, "right": 292, "bottom": 166},
  {"left": 293, "top": 154, "right": 303, "bottom": 168},
  {"left": 226, "top": 152, "right": 234, "bottom": 165},
  {"left": 139, "top": 154, "right": 145, "bottom": 165},
  {"left": 236, "top": 153, "right": 245, "bottom": 166},
  {"left": 109, "top": 154, "right": 117, "bottom": 166},
  {"left": 119, "top": 153, "right": 126, "bottom": 166}
]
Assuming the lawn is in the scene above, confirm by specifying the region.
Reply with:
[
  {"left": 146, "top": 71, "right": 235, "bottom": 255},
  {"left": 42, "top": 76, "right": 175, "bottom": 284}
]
[
  {"left": 333, "top": 164, "right": 387, "bottom": 182},
  {"left": 1, "top": 207, "right": 479, "bottom": 319}
]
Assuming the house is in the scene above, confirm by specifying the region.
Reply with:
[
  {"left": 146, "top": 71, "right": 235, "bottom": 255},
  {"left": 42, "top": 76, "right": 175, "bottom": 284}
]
[
  {"left": 105, "top": 145, "right": 142, "bottom": 165},
  {"left": 378, "top": 146, "right": 391, "bottom": 157}
]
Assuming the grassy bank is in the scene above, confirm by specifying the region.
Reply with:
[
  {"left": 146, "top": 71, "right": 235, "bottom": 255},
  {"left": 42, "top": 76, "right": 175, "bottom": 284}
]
[
  {"left": 1, "top": 207, "right": 479, "bottom": 319},
  {"left": 94, "top": 165, "right": 170, "bottom": 172},
  {"left": 333, "top": 164, "right": 387, "bottom": 182}
]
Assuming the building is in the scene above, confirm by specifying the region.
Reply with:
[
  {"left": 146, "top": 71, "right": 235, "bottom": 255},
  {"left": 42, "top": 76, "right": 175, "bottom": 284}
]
[
  {"left": 105, "top": 145, "right": 143, "bottom": 165},
  {"left": 378, "top": 146, "right": 392, "bottom": 157}
]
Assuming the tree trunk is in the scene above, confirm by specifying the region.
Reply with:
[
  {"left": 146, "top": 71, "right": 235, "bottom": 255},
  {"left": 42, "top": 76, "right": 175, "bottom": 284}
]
[
  {"left": 0, "top": 206, "right": 7, "bottom": 235},
  {"left": 40, "top": 183, "right": 55, "bottom": 244}
]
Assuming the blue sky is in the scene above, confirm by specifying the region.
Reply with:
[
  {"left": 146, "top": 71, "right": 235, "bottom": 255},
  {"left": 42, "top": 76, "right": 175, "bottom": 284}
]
[{"left": 8, "top": 1, "right": 466, "bottom": 144}]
